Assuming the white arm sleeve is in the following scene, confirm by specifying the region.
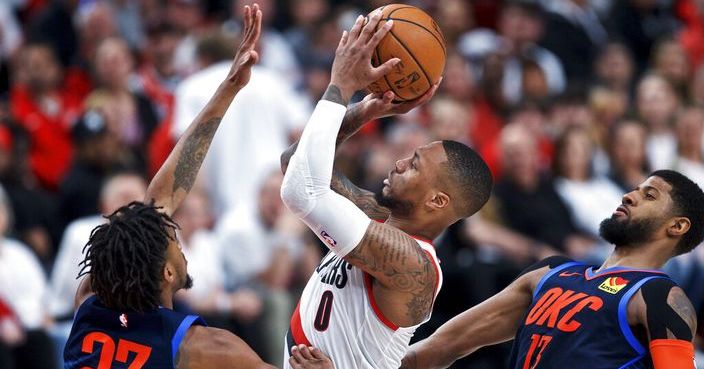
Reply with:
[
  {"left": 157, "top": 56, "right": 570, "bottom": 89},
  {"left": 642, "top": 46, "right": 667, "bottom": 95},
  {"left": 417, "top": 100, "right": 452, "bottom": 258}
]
[{"left": 280, "top": 100, "right": 371, "bottom": 258}]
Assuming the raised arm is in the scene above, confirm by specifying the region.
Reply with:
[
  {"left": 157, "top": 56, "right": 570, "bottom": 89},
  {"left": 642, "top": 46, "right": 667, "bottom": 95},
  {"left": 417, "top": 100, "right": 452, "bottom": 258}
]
[
  {"left": 279, "top": 73, "right": 438, "bottom": 221},
  {"left": 145, "top": 4, "right": 262, "bottom": 216}
]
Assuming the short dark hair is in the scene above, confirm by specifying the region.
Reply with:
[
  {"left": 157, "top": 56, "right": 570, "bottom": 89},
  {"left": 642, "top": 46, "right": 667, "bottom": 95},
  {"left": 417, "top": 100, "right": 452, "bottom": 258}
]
[
  {"left": 650, "top": 170, "right": 704, "bottom": 255},
  {"left": 78, "top": 201, "right": 178, "bottom": 312},
  {"left": 442, "top": 140, "right": 493, "bottom": 218}
]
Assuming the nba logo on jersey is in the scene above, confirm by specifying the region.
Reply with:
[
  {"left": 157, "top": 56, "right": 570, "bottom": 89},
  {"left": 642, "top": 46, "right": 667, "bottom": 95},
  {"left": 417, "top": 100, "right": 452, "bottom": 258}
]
[
  {"left": 598, "top": 277, "right": 629, "bottom": 294},
  {"left": 320, "top": 231, "right": 337, "bottom": 248},
  {"left": 119, "top": 314, "right": 128, "bottom": 328}
]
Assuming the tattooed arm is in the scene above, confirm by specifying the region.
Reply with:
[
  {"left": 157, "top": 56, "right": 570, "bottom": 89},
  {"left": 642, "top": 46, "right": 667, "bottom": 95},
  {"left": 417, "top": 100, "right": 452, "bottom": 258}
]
[
  {"left": 145, "top": 5, "right": 262, "bottom": 216},
  {"left": 279, "top": 75, "right": 438, "bottom": 221},
  {"left": 630, "top": 279, "right": 697, "bottom": 369}
]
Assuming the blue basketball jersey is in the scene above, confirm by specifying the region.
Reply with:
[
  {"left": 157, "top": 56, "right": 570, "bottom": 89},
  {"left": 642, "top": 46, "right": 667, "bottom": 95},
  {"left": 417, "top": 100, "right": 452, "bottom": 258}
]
[
  {"left": 64, "top": 296, "right": 205, "bottom": 369},
  {"left": 508, "top": 261, "right": 671, "bottom": 369}
]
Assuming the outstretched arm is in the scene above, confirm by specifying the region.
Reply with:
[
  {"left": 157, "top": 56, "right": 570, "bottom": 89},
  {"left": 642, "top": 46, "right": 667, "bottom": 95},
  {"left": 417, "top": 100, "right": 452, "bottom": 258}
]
[
  {"left": 280, "top": 76, "right": 438, "bottom": 221},
  {"left": 145, "top": 4, "right": 262, "bottom": 216},
  {"left": 400, "top": 260, "right": 554, "bottom": 369}
]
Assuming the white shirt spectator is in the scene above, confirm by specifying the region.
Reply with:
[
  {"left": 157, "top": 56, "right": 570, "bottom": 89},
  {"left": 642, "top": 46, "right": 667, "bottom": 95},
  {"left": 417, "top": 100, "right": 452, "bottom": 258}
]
[
  {"left": 647, "top": 133, "right": 677, "bottom": 171},
  {"left": 554, "top": 176, "right": 624, "bottom": 237},
  {"left": 0, "top": 238, "right": 47, "bottom": 329},
  {"left": 173, "top": 63, "right": 308, "bottom": 216},
  {"left": 47, "top": 216, "right": 103, "bottom": 320},
  {"left": 672, "top": 157, "right": 704, "bottom": 188},
  {"left": 216, "top": 204, "right": 302, "bottom": 289}
]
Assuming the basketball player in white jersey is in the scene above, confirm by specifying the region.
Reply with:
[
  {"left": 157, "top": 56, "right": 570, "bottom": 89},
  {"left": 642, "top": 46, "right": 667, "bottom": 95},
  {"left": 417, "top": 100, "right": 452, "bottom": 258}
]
[{"left": 279, "top": 11, "right": 494, "bottom": 369}]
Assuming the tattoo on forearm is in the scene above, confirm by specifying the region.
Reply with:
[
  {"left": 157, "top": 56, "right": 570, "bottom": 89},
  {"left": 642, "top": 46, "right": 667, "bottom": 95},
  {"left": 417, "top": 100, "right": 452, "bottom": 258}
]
[
  {"left": 336, "top": 104, "right": 365, "bottom": 145},
  {"left": 399, "top": 351, "right": 418, "bottom": 369},
  {"left": 346, "top": 222, "right": 435, "bottom": 323},
  {"left": 322, "top": 84, "right": 346, "bottom": 105},
  {"left": 172, "top": 117, "right": 221, "bottom": 195}
]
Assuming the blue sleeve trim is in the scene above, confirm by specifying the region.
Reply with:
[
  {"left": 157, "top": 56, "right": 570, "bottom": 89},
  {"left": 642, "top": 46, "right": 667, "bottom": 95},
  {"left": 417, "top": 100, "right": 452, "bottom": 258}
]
[
  {"left": 618, "top": 276, "right": 666, "bottom": 355},
  {"left": 171, "top": 315, "right": 202, "bottom": 360},
  {"left": 533, "top": 261, "right": 583, "bottom": 299}
]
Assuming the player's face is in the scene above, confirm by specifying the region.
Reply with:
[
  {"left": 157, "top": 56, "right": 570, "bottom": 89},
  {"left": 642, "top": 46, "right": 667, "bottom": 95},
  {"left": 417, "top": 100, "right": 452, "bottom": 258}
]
[
  {"left": 599, "top": 176, "right": 674, "bottom": 247},
  {"left": 377, "top": 141, "right": 448, "bottom": 216},
  {"left": 165, "top": 233, "right": 193, "bottom": 291}
]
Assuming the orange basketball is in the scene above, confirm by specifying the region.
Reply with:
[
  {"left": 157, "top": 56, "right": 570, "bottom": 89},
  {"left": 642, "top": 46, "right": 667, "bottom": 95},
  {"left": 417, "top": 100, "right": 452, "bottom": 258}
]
[{"left": 367, "top": 4, "right": 446, "bottom": 101}]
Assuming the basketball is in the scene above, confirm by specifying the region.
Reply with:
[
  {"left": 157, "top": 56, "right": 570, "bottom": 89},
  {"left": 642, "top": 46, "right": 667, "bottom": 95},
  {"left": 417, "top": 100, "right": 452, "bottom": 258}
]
[{"left": 367, "top": 4, "right": 446, "bottom": 101}]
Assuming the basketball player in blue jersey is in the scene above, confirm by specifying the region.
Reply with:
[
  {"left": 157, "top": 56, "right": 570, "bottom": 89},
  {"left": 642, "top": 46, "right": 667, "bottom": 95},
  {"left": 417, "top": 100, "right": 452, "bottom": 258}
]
[
  {"left": 388, "top": 170, "right": 702, "bottom": 369},
  {"left": 63, "top": 4, "right": 278, "bottom": 369},
  {"left": 289, "top": 170, "right": 703, "bottom": 369}
]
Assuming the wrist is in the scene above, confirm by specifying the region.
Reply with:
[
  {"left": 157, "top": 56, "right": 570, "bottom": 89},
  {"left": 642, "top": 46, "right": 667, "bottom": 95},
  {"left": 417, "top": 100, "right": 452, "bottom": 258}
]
[{"left": 324, "top": 82, "right": 353, "bottom": 105}]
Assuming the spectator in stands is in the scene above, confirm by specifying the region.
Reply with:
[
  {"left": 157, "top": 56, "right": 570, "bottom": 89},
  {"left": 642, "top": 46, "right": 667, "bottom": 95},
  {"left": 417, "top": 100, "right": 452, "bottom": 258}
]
[
  {"left": 651, "top": 37, "right": 691, "bottom": 99},
  {"left": 491, "top": 122, "right": 590, "bottom": 258},
  {"left": 10, "top": 43, "right": 84, "bottom": 190},
  {"left": 540, "top": 0, "right": 608, "bottom": 84},
  {"left": 89, "top": 37, "right": 160, "bottom": 173},
  {"left": 459, "top": 0, "right": 566, "bottom": 105},
  {"left": 593, "top": 42, "right": 635, "bottom": 93},
  {"left": 0, "top": 185, "right": 54, "bottom": 369},
  {"left": 27, "top": 0, "right": 79, "bottom": 68},
  {"left": 173, "top": 31, "right": 307, "bottom": 216},
  {"left": 606, "top": 0, "right": 681, "bottom": 74},
  {"left": 75, "top": 1, "right": 120, "bottom": 70},
  {"left": 58, "top": 109, "right": 128, "bottom": 226},
  {"left": 678, "top": 0, "right": 704, "bottom": 70},
  {"left": 47, "top": 172, "right": 146, "bottom": 367},
  {"left": 217, "top": 170, "right": 309, "bottom": 363},
  {"left": 671, "top": 106, "right": 704, "bottom": 186},
  {"left": 552, "top": 126, "right": 623, "bottom": 252},
  {"left": 636, "top": 73, "right": 680, "bottom": 170},
  {"left": 0, "top": 2, "right": 22, "bottom": 96},
  {"left": 692, "top": 64, "right": 704, "bottom": 105},
  {"left": 606, "top": 119, "right": 649, "bottom": 193}
]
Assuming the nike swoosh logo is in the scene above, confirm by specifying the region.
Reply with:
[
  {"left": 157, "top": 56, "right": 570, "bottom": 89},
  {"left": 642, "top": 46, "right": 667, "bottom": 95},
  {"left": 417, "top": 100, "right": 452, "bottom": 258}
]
[{"left": 559, "top": 272, "right": 582, "bottom": 277}]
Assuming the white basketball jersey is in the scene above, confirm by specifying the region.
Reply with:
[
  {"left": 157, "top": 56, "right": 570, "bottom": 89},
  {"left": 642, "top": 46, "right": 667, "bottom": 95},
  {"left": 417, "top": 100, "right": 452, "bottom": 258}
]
[{"left": 283, "top": 238, "right": 443, "bottom": 369}]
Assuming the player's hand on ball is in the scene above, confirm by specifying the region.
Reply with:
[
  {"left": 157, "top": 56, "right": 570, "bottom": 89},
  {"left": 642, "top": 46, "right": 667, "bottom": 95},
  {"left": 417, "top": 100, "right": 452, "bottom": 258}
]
[
  {"left": 360, "top": 77, "right": 441, "bottom": 120},
  {"left": 225, "top": 3, "right": 262, "bottom": 89},
  {"left": 289, "top": 345, "right": 334, "bottom": 369},
  {"left": 330, "top": 10, "right": 400, "bottom": 103}
]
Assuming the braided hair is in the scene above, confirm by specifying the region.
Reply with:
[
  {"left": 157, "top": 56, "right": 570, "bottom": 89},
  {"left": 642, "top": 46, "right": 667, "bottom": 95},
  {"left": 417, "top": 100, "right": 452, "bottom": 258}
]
[{"left": 78, "top": 201, "right": 179, "bottom": 312}]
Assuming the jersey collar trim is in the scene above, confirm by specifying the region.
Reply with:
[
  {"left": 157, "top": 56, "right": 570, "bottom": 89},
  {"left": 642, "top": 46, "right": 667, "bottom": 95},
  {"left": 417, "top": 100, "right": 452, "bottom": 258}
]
[{"left": 585, "top": 266, "right": 666, "bottom": 281}]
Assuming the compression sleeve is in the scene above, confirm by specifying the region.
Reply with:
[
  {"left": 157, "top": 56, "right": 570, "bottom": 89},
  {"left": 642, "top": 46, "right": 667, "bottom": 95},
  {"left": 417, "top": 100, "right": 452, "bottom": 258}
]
[
  {"left": 650, "top": 339, "right": 695, "bottom": 369},
  {"left": 280, "top": 100, "right": 371, "bottom": 258}
]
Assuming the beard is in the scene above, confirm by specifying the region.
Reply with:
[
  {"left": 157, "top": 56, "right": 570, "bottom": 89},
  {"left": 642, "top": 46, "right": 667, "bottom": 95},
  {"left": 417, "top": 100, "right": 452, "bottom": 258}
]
[
  {"left": 183, "top": 274, "right": 194, "bottom": 290},
  {"left": 374, "top": 187, "right": 414, "bottom": 217},
  {"left": 598, "top": 215, "right": 663, "bottom": 248}
]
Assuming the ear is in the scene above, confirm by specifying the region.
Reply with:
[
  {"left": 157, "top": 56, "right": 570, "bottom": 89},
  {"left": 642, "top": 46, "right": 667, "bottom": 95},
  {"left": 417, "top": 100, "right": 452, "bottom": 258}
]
[
  {"left": 426, "top": 191, "right": 450, "bottom": 211},
  {"left": 667, "top": 217, "right": 691, "bottom": 238},
  {"left": 162, "top": 261, "right": 176, "bottom": 284}
]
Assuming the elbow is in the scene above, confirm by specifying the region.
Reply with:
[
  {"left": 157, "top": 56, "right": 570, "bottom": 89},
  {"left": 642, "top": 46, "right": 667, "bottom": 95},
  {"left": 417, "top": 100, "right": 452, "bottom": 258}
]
[{"left": 279, "top": 173, "right": 307, "bottom": 216}]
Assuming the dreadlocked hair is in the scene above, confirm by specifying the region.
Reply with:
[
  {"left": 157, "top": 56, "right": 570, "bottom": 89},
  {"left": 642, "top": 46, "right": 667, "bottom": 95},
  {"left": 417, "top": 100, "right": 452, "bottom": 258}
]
[{"left": 78, "top": 201, "right": 179, "bottom": 312}]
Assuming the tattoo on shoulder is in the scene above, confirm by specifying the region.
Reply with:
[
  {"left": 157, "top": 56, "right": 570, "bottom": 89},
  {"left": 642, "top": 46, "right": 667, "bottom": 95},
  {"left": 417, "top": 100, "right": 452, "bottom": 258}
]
[
  {"left": 668, "top": 287, "right": 697, "bottom": 333},
  {"left": 172, "top": 117, "right": 221, "bottom": 196},
  {"left": 346, "top": 222, "right": 436, "bottom": 323},
  {"left": 331, "top": 170, "right": 389, "bottom": 220},
  {"left": 322, "top": 84, "right": 346, "bottom": 105}
]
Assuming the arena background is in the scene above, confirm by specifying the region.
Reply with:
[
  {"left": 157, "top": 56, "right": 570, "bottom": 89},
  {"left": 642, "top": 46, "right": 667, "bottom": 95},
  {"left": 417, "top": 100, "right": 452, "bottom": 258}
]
[{"left": 0, "top": 0, "right": 703, "bottom": 368}]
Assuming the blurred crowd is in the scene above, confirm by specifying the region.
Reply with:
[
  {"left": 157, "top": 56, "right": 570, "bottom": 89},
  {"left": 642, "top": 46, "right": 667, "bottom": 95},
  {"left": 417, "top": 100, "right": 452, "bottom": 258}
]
[{"left": 0, "top": 0, "right": 704, "bottom": 368}]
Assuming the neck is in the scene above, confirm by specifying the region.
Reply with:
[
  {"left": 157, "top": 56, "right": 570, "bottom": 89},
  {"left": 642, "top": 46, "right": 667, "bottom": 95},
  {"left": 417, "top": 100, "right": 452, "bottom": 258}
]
[
  {"left": 597, "top": 244, "right": 671, "bottom": 271},
  {"left": 159, "top": 290, "right": 174, "bottom": 310},
  {"left": 384, "top": 214, "right": 445, "bottom": 241}
]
